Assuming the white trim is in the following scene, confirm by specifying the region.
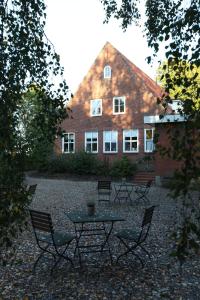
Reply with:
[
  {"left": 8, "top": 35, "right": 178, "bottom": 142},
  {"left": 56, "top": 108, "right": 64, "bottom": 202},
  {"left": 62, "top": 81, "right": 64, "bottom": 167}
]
[
  {"left": 113, "top": 96, "right": 126, "bottom": 115},
  {"left": 104, "top": 65, "right": 112, "bottom": 78},
  {"left": 144, "top": 114, "right": 186, "bottom": 124},
  {"left": 85, "top": 131, "right": 98, "bottom": 153},
  {"left": 123, "top": 129, "right": 139, "bottom": 153},
  {"left": 90, "top": 99, "right": 102, "bottom": 117},
  {"left": 103, "top": 130, "right": 118, "bottom": 153},
  {"left": 144, "top": 128, "right": 155, "bottom": 153},
  {"left": 62, "top": 132, "right": 75, "bottom": 153}
]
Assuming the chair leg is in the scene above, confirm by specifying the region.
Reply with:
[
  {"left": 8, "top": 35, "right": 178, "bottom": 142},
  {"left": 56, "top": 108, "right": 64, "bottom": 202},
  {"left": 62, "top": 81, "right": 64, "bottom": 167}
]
[
  {"left": 52, "top": 241, "right": 74, "bottom": 273},
  {"left": 33, "top": 244, "right": 56, "bottom": 273},
  {"left": 139, "top": 245, "right": 151, "bottom": 259},
  {"left": 116, "top": 238, "right": 144, "bottom": 267}
]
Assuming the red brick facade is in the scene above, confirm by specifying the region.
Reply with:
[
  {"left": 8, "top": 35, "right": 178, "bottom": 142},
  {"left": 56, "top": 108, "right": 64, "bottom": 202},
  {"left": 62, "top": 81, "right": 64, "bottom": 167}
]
[
  {"left": 154, "top": 124, "right": 182, "bottom": 177},
  {"left": 56, "top": 42, "right": 182, "bottom": 180}
]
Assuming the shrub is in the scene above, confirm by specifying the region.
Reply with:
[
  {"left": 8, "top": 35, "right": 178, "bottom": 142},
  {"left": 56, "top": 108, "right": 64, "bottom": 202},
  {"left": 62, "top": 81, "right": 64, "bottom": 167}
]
[
  {"left": 109, "top": 156, "right": 137, "bottom": 178},
  {"left": 47, "top": 151, "right": 110, "bottom": 176},
  {"left": 71, "top": 151, "right": 98, "bottom": 175},
  {"left": 48, "top": 154, "right": 73, "bottom": 173},
  {"left": 25, "top": 140, "right": 54, "bottom": 172}
]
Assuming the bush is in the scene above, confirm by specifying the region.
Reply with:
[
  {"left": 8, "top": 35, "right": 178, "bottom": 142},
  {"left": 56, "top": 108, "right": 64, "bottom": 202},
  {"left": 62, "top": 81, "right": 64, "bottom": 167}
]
[
  {"left": 47, "top": 151, "right": 109, "bottom": 176},
  {"left": 25, "top": 140, "right": 54, "bottom": 172},
  {"left": 71, "top": 151, "right": 99, "bottom": 175},
  {"left": 109, "top": 156, "right": 137, "bottom": 178},
  {"left": 48, "top": 154, "right": 73, "bottom": 173}
]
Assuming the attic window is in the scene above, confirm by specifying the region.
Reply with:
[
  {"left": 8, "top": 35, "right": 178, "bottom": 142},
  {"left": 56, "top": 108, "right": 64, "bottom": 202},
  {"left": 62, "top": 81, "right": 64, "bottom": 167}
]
[{"left": 104, "top": 65, "right": 111, "bottom": 79}]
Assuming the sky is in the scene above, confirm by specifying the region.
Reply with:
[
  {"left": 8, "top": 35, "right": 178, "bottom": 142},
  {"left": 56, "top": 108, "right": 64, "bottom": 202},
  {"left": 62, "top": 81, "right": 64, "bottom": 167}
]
[{"left": 45, "top": 0, "right": 163, "bottom": 94}]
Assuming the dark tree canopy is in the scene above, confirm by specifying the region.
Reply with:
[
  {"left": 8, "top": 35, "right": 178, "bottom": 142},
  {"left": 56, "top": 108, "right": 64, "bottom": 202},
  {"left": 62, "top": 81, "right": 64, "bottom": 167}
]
[{"left": 0, "top": 0, "right": 69, "bottom": 254}]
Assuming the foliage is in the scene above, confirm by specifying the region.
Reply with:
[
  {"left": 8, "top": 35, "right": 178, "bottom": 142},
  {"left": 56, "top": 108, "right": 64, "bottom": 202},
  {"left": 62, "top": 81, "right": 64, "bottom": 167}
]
[
  {"left": 47, "top": 153, "right": 137, "bottom": 178},
  {"left": 157, "top": 59, "right": 200, "bottom": 109},
  {"left": 109, "top": 156, "right": 137, "bottom": 178},
  {"left": 47, "top": 152, "right": 109, "bottom": 176},
  {"left": 100, "top": 0, "right": 200, "bottom": 262},
  {"left": 0, "top": 0, "right": 69, "bottom": 252}
]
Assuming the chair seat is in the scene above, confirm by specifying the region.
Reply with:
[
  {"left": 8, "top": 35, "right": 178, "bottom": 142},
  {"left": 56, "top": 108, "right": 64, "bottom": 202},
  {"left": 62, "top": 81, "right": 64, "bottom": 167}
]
[
  {"left": 38, "top": 231, "right": 75, "bottom": 247},
  {"left": 116, "top": 228, "right": 139, "bottom": 241}
]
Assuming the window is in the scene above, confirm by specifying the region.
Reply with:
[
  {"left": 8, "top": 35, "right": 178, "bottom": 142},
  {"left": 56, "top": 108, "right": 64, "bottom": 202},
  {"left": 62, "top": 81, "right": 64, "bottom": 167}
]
[
  {"left": 144, "top": 129, "right": 155, "bottom": 152},
  {"left": 103, "top": 131, "right": 118, "bottom": 153},
  {"left": 123, "top": 129, "right": 139, "bottom": 152},
  {"left": 62, "top": 133, "right": 75, "bottom": 153},
  {"left": 113, "top": 96, "right": 125, "bottom": 114},
  {"left": 90, "top": 99, "right": 102, "bottom": 116},
  {"left": 85, "top": 132, "right": 98, "bottom": 153},
  {"left": 104, "top": 65, "right": 111, "bottom": 78}
]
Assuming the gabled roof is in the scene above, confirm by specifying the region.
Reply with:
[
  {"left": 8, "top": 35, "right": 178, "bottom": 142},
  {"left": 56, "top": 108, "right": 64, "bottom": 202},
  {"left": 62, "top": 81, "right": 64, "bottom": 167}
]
[{"left": 102, "top": 42, "right": 162, "bottom": 96}]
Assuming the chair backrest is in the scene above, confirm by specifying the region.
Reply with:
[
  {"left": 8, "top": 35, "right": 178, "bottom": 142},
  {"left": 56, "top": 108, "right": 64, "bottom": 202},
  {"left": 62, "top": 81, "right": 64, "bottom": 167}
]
[
  {"left": 139, "top": 206, "right": 155, "bottom": 243},
  {"left": 28, "top": 184, "right": 37, "bottom": 195},
  {"left": 97, "top": 180, "right": 111, "bottom": 190},
  {"left": 29, "top": 209, "right": 53, "bottom": 234},
  {"left": 146, "top": 180, "right": 152, "bottom": 189},
  {"left": 142, "top": 205, "right": 155, "bottom": 227}
]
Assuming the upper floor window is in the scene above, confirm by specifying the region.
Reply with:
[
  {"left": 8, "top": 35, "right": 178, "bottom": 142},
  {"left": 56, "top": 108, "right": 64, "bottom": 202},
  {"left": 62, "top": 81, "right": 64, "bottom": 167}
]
[
  {"left": 113, "top": 96, "right": 126, "bottom": 114},
  {"left": 85, "top": 132, "right": 98, "bottom": 153},
  {"left": 62, "top": 133, "right": 75, "bottom": 153},
  {"left": 103, "top": 130, "right": 118, "bottom": 153},
  {"left": 90, "top": 99, "right": 102, "bottom": 116},
  {"left": 144, "top": 129, "right": 155, "bottom": 152},
  {"left": 123, "top": 129, "right": 139, "bottom": 153},
  {"left": 104, "top": 65, "right": 112, "bottom": 79}
]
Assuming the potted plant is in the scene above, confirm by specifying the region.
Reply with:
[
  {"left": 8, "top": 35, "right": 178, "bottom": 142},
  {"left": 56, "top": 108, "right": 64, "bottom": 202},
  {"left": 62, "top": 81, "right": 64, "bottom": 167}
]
[{"left": 87, "top": 200, "right": 96, "bottom": 216}]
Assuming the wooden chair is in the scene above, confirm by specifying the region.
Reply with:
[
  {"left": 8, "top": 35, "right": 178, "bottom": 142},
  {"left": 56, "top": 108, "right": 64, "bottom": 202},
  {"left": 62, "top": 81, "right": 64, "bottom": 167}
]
[
  {"left": 29, "top": 209, "right": 75, "bottom": 274},
  {"left": 116, "top": 206, "right": 155, "bottom": 267},
  {"left": 97, "top": 180, "right": 112, "bottom": 202}
]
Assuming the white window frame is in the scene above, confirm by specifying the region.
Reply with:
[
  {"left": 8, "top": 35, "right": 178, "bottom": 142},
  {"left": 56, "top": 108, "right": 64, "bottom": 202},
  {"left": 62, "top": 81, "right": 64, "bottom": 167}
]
[
  {"left": 90, "top": 99, "right": 102, "bottom": 116},
  {"left": 85, "top": 131, "right": 98, "bottom": 153},
  {"left": 62, "top": 132, "right": 75, "bottom": 153},
  {"left": 144, "top": 128, "right": 155, "bottom": 152},
  {"left": 123, "top": 129, "right": 139, "bottom": 153},
  {"left": 104, "top": 65, "right": 112, "bottom": 79},
  {"left": 103, "top": 130, "right": 118, "bottom": 153},
  {"left": 113, "top": 96, "right": 126, "bottom": 115}
]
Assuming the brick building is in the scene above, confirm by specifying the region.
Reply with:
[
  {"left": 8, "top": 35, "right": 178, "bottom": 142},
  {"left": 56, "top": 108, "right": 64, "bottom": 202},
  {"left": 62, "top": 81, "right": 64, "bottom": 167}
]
[{"left": 56, "top": 42, "right": 184, "bottom": 183}]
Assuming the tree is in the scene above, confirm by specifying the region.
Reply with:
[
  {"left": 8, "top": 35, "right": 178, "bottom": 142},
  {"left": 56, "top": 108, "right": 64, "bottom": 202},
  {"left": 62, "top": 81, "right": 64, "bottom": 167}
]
[
  {"left": 157, "top": 59, "right": 200, "bottom": 109},
  {"left": 19, "top": 84, "right": 64, "bottom": 171},
  {"left": 100, "top": 0, "right": 200, "bottom": 262},
  {"left": 0, "top": 0, "right": 69, "bottom": 258}
]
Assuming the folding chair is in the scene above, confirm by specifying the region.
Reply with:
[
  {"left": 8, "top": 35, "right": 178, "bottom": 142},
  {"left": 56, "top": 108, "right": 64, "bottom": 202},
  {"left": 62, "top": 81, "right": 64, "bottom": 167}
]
[
  {"left": 116, "top": 206, "right": 155, "bottom": 267},
  {"left": 28, "top": 184, "right": 37, "bottom": 200},
  {"left": 28, "top": 184, "right": 37, "bottom": 195},
  {"left": 29, "top": 209, "right": 75, "bottom": 274},
  {"left": 134, "top": 180, "right": 152, "bottom": 203},
  {"left": 97, "top": 180, "right": 112, "bottom": 202}
]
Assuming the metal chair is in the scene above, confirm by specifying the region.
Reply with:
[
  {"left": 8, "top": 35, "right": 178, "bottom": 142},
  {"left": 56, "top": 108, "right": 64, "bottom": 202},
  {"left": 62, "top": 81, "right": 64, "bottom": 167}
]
[
  {"left": 116, "top": 206, "right": 155, "bottom": 267},
  {"left": 28, "top": 184, "right": 37, "bottom": 195},
  {"left": 29, "top": 209, "right": 75, "bottom": 274},
  {"left": 28, "top": 184, "right": 37, "bottom": 200},
  {"left": 134, "top": 180, "right": 152, "bottom": 203},
  {"left": 97, "top": 180, "right": 112, "bottom": 202}
]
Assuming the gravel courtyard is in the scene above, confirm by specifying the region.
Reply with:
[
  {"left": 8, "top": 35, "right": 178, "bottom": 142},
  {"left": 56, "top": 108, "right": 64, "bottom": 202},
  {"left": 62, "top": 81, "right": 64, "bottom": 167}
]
[{"left": 0, "top": 176, "right": 199, "bottom": 300}]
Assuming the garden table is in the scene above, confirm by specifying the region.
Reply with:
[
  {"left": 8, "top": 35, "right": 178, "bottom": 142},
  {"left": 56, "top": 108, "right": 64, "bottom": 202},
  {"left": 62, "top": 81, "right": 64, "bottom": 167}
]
[
  {"left": 114, "top": 182, "right": 134, "bottom": 203},
  {"left": 66, "top": 210, "right": 125, "bottom": 266}
]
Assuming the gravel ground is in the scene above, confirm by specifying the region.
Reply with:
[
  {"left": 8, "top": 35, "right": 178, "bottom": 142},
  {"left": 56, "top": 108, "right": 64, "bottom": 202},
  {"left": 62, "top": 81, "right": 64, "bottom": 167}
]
[{"left": 0, "top": 176, "right": 200, "bottom": 300}]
